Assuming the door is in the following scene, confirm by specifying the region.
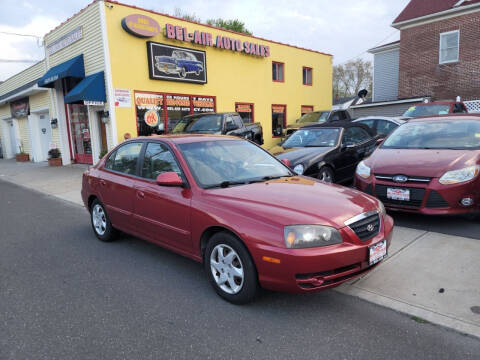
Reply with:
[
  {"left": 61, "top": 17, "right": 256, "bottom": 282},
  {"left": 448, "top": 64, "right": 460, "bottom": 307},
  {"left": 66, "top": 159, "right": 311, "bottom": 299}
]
[
  {"left": 38, "top": 113, "right": 52, "bottom": 161},
  {"left": 337, "top": 127, "right": 373, "bottom": 181},
  {"left": 68, "top": 104, "right": 93, "bottom": 164},
  {"left": 8, "top": 120, "right": 17, "bottom": 155},
  {"left": 133, "top": 142, "right": 192, "bottom": 251},
  {"left": 99, "top": 142, "right": 144, "bottom": 233}
]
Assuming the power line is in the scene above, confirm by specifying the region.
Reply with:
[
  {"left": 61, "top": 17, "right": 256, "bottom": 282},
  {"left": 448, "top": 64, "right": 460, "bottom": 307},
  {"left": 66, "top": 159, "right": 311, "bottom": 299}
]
[
  {"left": 0, "top": 59, "right": 42, "bottom": 63},
  {"left": 339, "top": 30, "right": 399, "bottom": 64},
  {"left": 0, "top": 31, "right": 41, "bottom": 39}
]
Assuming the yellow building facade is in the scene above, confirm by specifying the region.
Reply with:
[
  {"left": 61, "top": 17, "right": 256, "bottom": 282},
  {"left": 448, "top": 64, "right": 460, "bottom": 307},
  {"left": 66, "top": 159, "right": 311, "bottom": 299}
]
[{"left": 0, "top": 0, "right": 332, "bottom": 163}]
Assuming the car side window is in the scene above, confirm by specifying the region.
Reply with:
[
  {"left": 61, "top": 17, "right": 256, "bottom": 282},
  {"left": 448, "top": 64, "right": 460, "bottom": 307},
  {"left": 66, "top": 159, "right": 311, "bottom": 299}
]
[
  {"left": 105, "top": 151, "right": 116, "bottom": 170},
  {"left": 233, "top": 115, "right": 244, "bottom": 129},
  {"left": 376, "top": 120, "right": 398, "bottom": 135},
  {"left": 343, "top": 127, "right": 371, "bottom": 145},
  {"left": 358, "top": 119, "right": 375, "bottom": 129},
  {"left": 225, "top": 116, "right": 238, "bottom": 131},
  {"left": 453, "top": 104, "right": 467, "bottom": 113},
  {"left": 109, "top": 142, "right": 143, "bottom": 175},
  {"left": 141, "top": 142, "right": 181, "bottom": 180}
]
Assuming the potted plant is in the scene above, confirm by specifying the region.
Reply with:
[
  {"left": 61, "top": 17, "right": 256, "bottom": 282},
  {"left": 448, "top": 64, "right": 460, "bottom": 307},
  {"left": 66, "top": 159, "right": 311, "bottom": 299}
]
[
  {"left": 48, "top": 148, "right": 62, "bottom": 166},
  {"left": 15, "top": 142, "right": 29, "bottom": 162}
]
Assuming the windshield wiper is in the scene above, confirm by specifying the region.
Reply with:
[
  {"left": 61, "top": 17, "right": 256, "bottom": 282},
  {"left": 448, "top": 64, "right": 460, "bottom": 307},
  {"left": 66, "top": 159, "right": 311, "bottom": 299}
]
[
  {"left": 248, "top": 175, "right": 293, "bottom": 184},
  {"left": 204, "top": 180, "right": 247, "bottom": 189}
]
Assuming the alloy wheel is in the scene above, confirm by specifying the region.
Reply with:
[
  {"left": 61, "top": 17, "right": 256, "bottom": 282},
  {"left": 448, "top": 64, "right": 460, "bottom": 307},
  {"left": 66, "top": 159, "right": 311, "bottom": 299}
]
[
  {"left": 210, "top": 244, "right": 244, "bottom": 294},
  {"left": 92, "top": 204, "right": 107, "bottom": 236}
]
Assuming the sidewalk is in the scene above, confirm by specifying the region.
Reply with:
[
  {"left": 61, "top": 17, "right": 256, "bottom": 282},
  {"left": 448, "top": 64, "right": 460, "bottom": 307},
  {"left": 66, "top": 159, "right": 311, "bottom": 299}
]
[{"left": 1, "top": 159, "right": 479, "bottom": 339}]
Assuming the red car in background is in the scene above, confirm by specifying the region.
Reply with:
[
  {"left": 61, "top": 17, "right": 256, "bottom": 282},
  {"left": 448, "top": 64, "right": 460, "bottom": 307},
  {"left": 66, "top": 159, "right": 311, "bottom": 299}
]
[
  {"left": 81, "top": 135, "right": 393, "bottom": 304},
  {"left": 355, "top": 116, "right": 480, "bottom": 216}
]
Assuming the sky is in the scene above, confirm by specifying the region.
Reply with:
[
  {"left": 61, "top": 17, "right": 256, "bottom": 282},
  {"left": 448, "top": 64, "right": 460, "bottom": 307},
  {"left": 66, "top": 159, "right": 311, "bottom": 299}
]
[{"left": 0, "top": 0, "right": 410, "bottom": 81}]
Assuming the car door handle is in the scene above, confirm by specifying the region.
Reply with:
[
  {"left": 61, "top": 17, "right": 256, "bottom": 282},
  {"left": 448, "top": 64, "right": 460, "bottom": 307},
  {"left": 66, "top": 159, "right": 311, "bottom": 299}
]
[
  {"left": 137, "top": 191, "right": 145, "bottom": 199},
  {"left": 100, "top": 179, "right": 106, "bottom": 186}
]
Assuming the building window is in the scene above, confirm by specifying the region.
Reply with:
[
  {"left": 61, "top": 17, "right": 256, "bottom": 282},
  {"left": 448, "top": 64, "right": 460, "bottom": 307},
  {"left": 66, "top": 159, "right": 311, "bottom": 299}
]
[
  {"left": 272, "top": 104, "right": 286, "bottom": 137},
  {"left": 272, "top": 62, "right": 284, "bottom": 82},
  {"left": 301, "top": 105, "right": 314, "bottom": 116},
  {"left": 134, "top": 91, "right": 216, "bottom": 136},
  {"left": 235, "top": 103, "right": 254, "bottom": 123},
  {"left": 439, "top": 30, "right": 459, "bottom": 64},
  {"left": 302, "top": 67, "right": 312, "bottom": 85}
]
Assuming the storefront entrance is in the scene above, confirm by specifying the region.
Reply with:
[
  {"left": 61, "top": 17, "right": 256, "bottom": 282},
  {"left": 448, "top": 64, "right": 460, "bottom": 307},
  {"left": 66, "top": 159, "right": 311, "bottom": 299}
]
[
  {"left": 134, "top": 91, "right": 216, "bottom": 136},
  {"left": 67, "top": 104, "right": 92, "bottom": 164}
]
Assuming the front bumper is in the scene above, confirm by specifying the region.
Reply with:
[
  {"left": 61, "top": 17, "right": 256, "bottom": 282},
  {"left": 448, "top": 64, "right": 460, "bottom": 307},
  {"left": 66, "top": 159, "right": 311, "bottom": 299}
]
[
  {"left": 252, "top": 214, "right": 394, "bottom": 293},
  {"left": 354, "top": 174, "right": 480, "bottom": 215}
]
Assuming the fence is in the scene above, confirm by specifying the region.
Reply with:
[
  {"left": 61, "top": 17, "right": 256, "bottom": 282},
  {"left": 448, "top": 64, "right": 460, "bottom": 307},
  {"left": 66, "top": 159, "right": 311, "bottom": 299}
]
[{"left": 464, "top": 100, "right": 480, "bottom": 113}]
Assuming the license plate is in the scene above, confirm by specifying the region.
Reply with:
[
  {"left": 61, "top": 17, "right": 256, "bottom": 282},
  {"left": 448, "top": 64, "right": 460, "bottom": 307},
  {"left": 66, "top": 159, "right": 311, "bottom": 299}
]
[
  {"left": 387, "top": 187, "right": 410, "bottom": 201},
  {"left": 369, "top": 240, "right": 387, "bottom": 266}
]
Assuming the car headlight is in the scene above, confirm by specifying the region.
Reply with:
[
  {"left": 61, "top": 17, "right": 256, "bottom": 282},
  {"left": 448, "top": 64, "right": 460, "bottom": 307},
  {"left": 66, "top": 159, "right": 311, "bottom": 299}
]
[
  {"left": 293, "top": 164, "right": 304, "bottom": 175},
  {"left": 284, "top": 225, "right": 343, "bottom": 249},
  {"left": 439, "top": 165, "right": 480, "bottom": 185},
  {"left": 377, "top": 200, "right": 386, "bottom": 218},
  {"left": 356, "top": 160, "right": 371, "bottom": 179}
]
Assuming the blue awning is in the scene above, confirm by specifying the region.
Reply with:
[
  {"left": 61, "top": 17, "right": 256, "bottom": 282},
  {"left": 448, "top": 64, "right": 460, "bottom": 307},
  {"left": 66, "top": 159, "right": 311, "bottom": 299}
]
[
  {"left": 37, "top": 55, "right": 85, "bottom": 88},
  {"left": 64, "top": 71, "right": 106, "bottom": 104}
]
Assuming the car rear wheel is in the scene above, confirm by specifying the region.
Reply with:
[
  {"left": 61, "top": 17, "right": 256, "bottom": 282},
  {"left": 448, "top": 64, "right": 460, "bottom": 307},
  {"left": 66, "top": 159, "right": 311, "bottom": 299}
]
[
  {"left": 90, "top": 199, "right": 117, "bottom": 242},
  {"left": 204, "top": 232, "right": 258, "bottom": 304},
  {"left": 318, "top": 166, "right": 334, "bottom": 183}
]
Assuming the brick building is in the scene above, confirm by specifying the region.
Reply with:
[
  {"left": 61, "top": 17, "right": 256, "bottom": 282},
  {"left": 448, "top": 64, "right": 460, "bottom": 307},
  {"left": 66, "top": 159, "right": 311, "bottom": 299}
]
[{"left": 354, "top": 0, "right": 480, "bottom": 117}]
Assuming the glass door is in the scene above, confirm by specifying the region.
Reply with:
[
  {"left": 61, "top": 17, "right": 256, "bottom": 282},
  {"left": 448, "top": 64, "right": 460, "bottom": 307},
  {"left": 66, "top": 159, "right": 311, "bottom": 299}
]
[{"left": 68, "top": 104, "right": 92, "bottom": 164}]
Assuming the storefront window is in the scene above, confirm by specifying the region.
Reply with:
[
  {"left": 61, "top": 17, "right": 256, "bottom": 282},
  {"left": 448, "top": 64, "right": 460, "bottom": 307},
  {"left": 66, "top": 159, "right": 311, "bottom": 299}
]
[
  {"left": 68, "top": 104, "right": 92, "bottom": 163},
  {"left": 192, "top": 96, "right": 215, "bottom": 114},
  {"left": 272, "top": 104, "right": 286, "bottom": 137},
  {"left": 135, "top": 92, "right": 164, "bottom": 136},
  {"left": 235, "top": 103, "right": 254, "bottom": 123},
  {"left": 301, "top": 105, "right": 314, "bottom": 116},
  {"left": 166, "top": 95, "right": 191, "bottom": 132}
]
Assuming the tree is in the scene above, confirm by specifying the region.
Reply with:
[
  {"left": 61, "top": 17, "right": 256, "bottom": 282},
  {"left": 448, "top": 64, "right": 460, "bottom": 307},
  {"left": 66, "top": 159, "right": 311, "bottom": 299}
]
[
  {"left": 173, "top": 8, "right": 202, "bottom": 23},
  {"left": 333, "top": 59, "right": 372, "bottom": 99},
  {"left": 205, "top": 18, "right": 252, "bottom": 35}
]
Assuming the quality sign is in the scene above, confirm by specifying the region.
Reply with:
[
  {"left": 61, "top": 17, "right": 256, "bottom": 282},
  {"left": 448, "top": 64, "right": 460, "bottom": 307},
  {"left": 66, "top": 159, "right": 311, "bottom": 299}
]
[{"left": 122, "top": 14, "right": 160, "bottom": 38}]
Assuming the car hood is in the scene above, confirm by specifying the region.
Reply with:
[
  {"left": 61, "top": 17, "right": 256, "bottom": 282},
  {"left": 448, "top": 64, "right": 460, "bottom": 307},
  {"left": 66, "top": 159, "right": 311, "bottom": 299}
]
[
  {"left": 286, "top": 122, "right": 315, "bottom": 129},
  {"left": 203, "top": 176, "right": 379, "bottom": 229},
  {"left": 269, "top": 146, "right": 333, "bottom": 165},
  {"left": 366, "top": 148, "right": 480, "bottom": 177}
]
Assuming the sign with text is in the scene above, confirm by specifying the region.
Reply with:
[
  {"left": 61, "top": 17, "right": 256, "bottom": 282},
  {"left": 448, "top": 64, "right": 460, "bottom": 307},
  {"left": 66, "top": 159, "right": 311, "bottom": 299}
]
[
  {"left": 114, "top": 88, "right": 132, "bottom": 108},
  {"left": 121, "top": 14, "right": 160, "bottom": 38},
  {"left": 147, "top": 42, "right": 206, "bottom": 84},
  {"left": 46, "top": 27, "right": 82, "bottom": 55},
  {"left": 165, "top": 24, "right": 270, "bottom": 57}
]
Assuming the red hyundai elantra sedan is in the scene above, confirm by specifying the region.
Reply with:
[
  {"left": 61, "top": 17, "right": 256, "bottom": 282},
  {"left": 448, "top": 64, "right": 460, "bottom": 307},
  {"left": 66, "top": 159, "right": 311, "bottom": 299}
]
[
  {"left": 82, "top": 135, "right": 393, "bottom": 303},
  {"left": 355, "top": 116, "right": 480, "bottom": 215}
]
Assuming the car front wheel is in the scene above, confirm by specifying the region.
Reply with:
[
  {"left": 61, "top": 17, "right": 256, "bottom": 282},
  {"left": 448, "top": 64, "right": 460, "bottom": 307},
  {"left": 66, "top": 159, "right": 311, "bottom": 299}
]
[
  {"left": 205, "top": 232, "right": 258, "bottom": 304},
  {"left": 179, "top": 67, "right": 187, "bottom": 78},
  {"left": 318, "top": 166, "right": 334, "bottom": 183},
  {"left": 90, "top": 199, "right": 117, "bottom": 242}
]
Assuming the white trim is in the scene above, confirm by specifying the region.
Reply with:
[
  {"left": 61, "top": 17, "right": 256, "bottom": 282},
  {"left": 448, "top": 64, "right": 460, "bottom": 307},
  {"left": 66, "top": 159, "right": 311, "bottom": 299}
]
[
  {"left": 351, "top": 97, "right": 425, "bottom": 109},
  {"left": 454, "top": 0, "right": 467, "bottom": 7},
  {"left": 100, "top": 1, "right": 118, "bottom": 148},
  {"left": 392, "top": 3, "right": 480, "bottom": 29},
  {"left": 54, "top": 82, "right": 72, "bottom": 165},
  {"left": 0, "top": 85, "right": 48, "bottom": 106},
  {"left": 439, "top": 30, "right": 460, "bottom": 64},
  {"left": 368, "top": 42, "right": 400, "bottom": 55}
]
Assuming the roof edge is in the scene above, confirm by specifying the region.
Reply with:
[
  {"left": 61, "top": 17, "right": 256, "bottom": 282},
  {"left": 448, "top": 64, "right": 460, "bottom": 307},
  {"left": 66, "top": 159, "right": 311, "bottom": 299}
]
[
  {"left": 392, "top": 2, "right": 480, "bottom": 29},
  {"left": 368, "top": 41, "right": 400, "bottom": 54}
]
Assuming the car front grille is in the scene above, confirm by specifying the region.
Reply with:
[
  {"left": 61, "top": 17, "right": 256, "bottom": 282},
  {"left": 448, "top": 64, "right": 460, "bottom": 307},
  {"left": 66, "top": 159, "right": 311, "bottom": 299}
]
[
  {"left": 347, "top": 212, "right": 380, "bottom": 241},
  {"left": 375, "top": 184, "right": 425, "bottom": 208},
  {"left": 374, "top": 174, "right": 432, "bottom": 184}
]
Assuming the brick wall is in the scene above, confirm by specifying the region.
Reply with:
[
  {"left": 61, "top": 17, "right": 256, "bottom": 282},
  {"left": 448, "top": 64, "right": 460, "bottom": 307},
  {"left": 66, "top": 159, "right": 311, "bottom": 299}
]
[{"left": 398, "top": 11, "right": 480, "bottom": 101}]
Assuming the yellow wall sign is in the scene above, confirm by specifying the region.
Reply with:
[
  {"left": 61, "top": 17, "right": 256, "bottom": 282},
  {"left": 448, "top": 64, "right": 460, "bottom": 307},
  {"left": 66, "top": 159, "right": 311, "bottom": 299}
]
[{"left": 122, "top": 14, "right": 160, "bottom": 38}]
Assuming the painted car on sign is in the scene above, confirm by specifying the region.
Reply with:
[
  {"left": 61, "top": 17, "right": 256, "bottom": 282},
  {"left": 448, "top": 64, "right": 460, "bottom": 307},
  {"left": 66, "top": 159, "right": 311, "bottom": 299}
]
[{"left": 155, "top": 50, "right": 203, "bottom": 78}]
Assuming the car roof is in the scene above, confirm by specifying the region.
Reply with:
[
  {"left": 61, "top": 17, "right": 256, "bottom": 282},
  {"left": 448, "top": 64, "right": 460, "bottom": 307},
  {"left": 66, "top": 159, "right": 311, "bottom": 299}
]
[
  {"left": 302, "top": 120, "right": 375, "bottom": 136},
  {"left": 408, "top": 115, "right": 480, "bottom": 123},
  {"left": 353, "top": 116, "right": 406, "bottom": 124},
  {"left": 128, "top": 134, "right": 242, "bottom": 145},
  {"left": 413, "top": 101, "right": 460, "bottom": 106}
]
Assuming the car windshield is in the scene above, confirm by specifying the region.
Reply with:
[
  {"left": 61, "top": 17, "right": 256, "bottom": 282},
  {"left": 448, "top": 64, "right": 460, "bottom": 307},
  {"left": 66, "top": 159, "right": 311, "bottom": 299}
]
[
  {"left": 178, "top": 140, "right": 293, "bottom": 188},
  {"left": 382, "top": 120, "right": 480, "bottom": 149},
  {"left": 282, "top": 128, "right": 340, "bottom": 148},
  {"left": 297, "top": 111, "right": 329, "bottom": 124},
  {"left": 172, "top": 114, "right": 222, "bottom": 133},
  {"left": 403, "top": 104, "right": 450, "bottom": 117}
]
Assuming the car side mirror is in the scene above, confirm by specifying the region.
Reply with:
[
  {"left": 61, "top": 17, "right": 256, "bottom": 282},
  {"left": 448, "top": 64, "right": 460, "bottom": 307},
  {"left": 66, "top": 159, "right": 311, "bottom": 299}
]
[
  {"left": 281, "top": 158, "right": 292, "bottom": 168},
  {"left": 376, "top": 138, "right": 385, "bottom": 147},
  {"left": 156, "top": 172, "right": 183, "bottom": 186}
]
